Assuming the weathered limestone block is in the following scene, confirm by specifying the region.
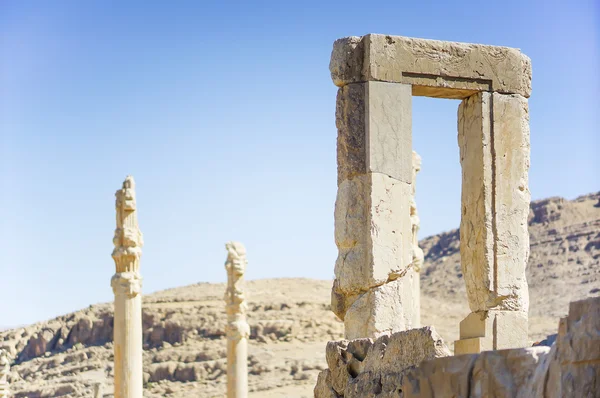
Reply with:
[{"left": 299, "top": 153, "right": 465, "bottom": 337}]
[
  {"left": 402, "top": 347, "right": 549, "bottom": 398},
  {"left": 557, "top": 297, "right": 600, "bottom": 397},
  {"left": 330, "top": 34, "right": 532, "bottom": 98},
  {"left": 329, "top": 297, "right": 600, "bottom": 398},
  {"left": 343, "top": 277, "right": 416, "bottom": 340},
  {"left": 492, "top": 93, "right": 531, "bottom": 305},
  {"left": 458, "top": 92, "right": 530, "bottom": 313},
  {"left": 455, "top": 310, "right": 528, "bottom": 354},
  {"left": 470, "top": 347, "right": 549, "bottom": 398},
  {"left": 402, "top": 354, "right": 478, "bottom": 398},
  {"left": 333, "top": 173, "right": 412, "bottom": 313},
  {"left": 362, "top": 328, "right": 450, "bottom": 375},
  {"left": 336, "top": 81, "right": 412, "bottom": 185},
  {"left": 317, "top": 327, "right": 450, "bottom": 397}
]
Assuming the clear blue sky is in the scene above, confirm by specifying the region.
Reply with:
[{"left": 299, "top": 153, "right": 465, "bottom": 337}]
[{"left": 1, "top": 1, "right": 598, "bottom": 326}]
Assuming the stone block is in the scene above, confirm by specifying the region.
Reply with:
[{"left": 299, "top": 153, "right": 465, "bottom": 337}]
[
  {"left": 336, "top": 82, "right": 412, "bottom": 184},
  {"left": 402, "top": 354, "right": 478, "bottom": 398},
  {"left": 362, "top": 327, "right": 450, "bottom": 375},
  {"left": 457, "top": 310, "right": 528, "bottom": 352},
  {"left": 560, "top": 363, "right": 600, "bottom": 398},
  {"left": 558, "top": 296, "right": 600, "bottom": 363},
  {"left": 470, "top": 347, "right": 548, "bottom": 398},
  {"left": 454, "top": 337, "right": 485, "bottom": 355},
  {"left": 495, "top": 311, "right": 528, "bottom": 350},
  {"left": 343, "top": 278, "right": 416, "bottom": 340},
  {"left": 330, "top": 34, "right": 532, "bottom": 98},
  {"left": 319, "top": 327, "right": 450, "bottom": 397},
  {"left": 492, "top": 93, "right": 531, "bottom": 309},
  {"left": 334, "top": 173, "right": 412, "bottom": 298}
]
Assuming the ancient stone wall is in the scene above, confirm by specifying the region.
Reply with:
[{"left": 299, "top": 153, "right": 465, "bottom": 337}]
[{"left": 315, "top": 296, "right": 600, "bottom": 398}]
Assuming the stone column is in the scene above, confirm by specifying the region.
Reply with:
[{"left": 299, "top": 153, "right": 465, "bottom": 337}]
[
  {"left": 330, "top": 80, "right": 415, "bottom": 340},
  {"left": 224, "top": 242, "right": 250, "bottom": 398},
  {"left": 93, "top": 383, "right": 103, "bottom": 398},
  {"left": 111, "top": 176, "right": 144, "bottom": 398},
  {"left": 0, "top": 349, "right": 10, "bottom": 398},
  {"left": 454, "top": 92, "right": 530, "bottom": 354},
  {"left": 409, "top": 151, "right": 424, "bottom": 328}
]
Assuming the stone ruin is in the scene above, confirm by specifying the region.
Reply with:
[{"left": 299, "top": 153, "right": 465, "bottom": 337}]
[
  {"left": 330, "top": 33, "right": 531, "bottom": 349},
  {"left": 315, "top": 34, "right": 599, "bottom": 397},
  {"left": 2, "top": 34, "right": 595, "bottom": 398},
  {"left": 315, "top": 297, "right": 600, "bottom": 397}
]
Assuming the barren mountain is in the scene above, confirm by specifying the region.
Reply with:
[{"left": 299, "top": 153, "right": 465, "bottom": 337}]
[{"left": 2, "top": 192, "right": 599, "bottom": 397}]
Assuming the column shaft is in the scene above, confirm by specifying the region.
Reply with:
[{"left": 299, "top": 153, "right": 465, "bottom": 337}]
[
  {"left": 112, "top": 274, "right": 143, "bottom": 398},
  {"left": 111, "top": 176, "right": 144, "bottom": 397}
]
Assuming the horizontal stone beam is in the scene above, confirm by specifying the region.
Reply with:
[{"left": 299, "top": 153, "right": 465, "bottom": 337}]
[{"left": 330, "top": 34, "right": 532, "bottom": 99}]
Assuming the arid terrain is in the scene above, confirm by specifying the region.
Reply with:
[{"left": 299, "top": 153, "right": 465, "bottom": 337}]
[{"left": 2, "top": 192, "right": 599, "bottom": 397}]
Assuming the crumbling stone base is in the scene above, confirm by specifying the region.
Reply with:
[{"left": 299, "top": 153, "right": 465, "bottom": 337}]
[
  {"left": 315, "top": 297, "right": 600, "bottom": 398},
  {"left": 314, "top": 327, "right": 451, "bottom": 397}
]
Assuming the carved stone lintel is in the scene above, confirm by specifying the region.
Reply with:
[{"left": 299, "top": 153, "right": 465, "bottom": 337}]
[{"left": 111, "top": 272, "right": 142, "bottom": 298}]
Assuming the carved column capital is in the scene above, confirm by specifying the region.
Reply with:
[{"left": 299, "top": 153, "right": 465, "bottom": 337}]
[
  {"left": 111, "top": 272, "right": 142, "bottom": 298},
  {"left": 227, "top": 319, "right": 251, "bottom": 341}
]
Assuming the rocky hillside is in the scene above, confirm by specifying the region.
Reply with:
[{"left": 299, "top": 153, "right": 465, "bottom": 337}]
[{"left": 2, "top": 192, "right": 599, "bottom": 398}]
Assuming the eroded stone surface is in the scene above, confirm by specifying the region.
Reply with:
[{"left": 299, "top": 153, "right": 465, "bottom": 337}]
[
  {"left": 330, "top": 34, "right": 532, "bottom": 98},
  {"left": 458, "top": 92, "right": 495, "bottom": 312},
  {"left": 333, "top": 173, "right": 412, "bottom": 304},
  {"left": 343, "top": 278, "right": 416, "bottom": 340},
  {"left": 336, "top": 82, "right": 412, "bottom": 185},
  {"left": 458, "top": 92, "right": 530, "bottom": 314},
  {"left": 399, "top": 297, "right": 600, "bottom": 398},
  {"left": 557, "top": 297, "right": 600, "bottom": 397},
  {"left": 492, "top": 93, "right": 531, "bottom": 310},
  {"left": 316, "top": 327, "right": 450, "bottom": 397},
  {"left": 456, "top": 310, "right": 528, "bottom": 354}
]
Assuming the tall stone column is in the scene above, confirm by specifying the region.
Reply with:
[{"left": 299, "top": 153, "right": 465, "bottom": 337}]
[
  {"left": 454, "top": 92, "right": 530, "bottom": 354},
  {"left": 224, "top": 242, "right": 250, "bottom": 398},
  {"left": 111, "top": 176, "right": 144, "bottom": 398},
  {"left": 330, "top": 81, "right": 415, "bottom": 340},
  {"left": 409, "top": 151, "right": 424, "bottom": 328},
  {"left": 0, "top": 349, "right": 10, "bottom": 398}
]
